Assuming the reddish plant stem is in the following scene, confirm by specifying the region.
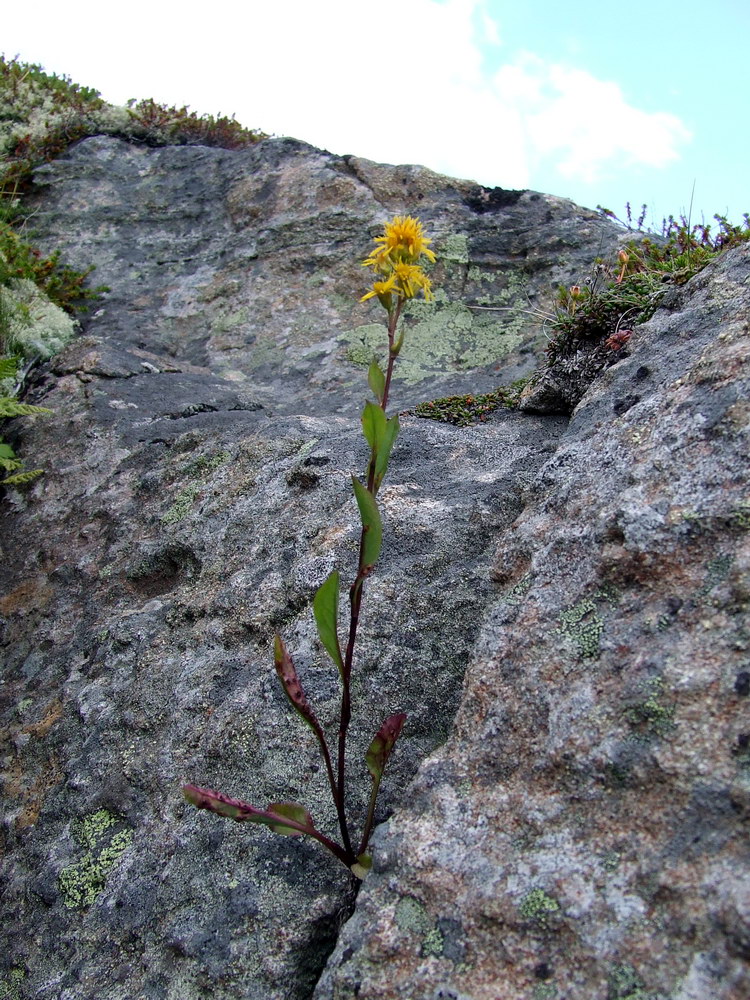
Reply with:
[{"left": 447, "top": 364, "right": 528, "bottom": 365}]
[
  {"left": 380, "top": 299, "right": 403, "bottom": 414},
  {"left": 336, "top": 300, "right": 403, "bottom": 860}
]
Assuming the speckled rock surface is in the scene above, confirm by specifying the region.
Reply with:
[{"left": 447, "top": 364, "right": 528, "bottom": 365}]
[
  {"left": 0, "top": 134, "right": 618, "bottom": 999},
  {"left": 5, "top": 134, "right": 745, "bottom": 1000},
  {"left": 22, "top": 135, "right": 622, "bottom": 411},
  {"left": 315, "top": 242, "right": 750, "bottom": 1000}
]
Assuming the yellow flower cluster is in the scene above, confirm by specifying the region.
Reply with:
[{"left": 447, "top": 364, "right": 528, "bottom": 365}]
[{"left": 361, "top": 215, "right": 435, "bottom": 308}]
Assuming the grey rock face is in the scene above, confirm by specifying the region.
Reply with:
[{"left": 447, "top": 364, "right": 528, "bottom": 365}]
[
  {"left": 3, "top": 133, "right": 744, "bottom": 1000},
  {"left": 316, "top": 242, "right": 750, "bottom": 1000}
]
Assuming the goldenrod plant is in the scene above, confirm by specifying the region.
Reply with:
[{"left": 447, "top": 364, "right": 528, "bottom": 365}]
[{"left": 184, "top": 216, "right": 436, "bottom": 876}]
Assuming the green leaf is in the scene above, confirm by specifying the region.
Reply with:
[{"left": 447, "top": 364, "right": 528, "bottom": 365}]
[
  {"left": 351, "top": 853, "right": 372, "bottom": 880},
  {"left": 373, "top": 414, "right": 399, "bottom": 493},
  {"left": 266, "top": 802, "right": 314, "bottom": 837},
  {"left": 1, "top": 468, "right": 43, "bottom": 484},
  {"left": 313, "top": 571, "right": 344, "bottom": 677},
  {"left": 352, "top": 476, "right": 382, "bottom": 569},
  {"left": 361, "top": 400, "right": 386, "bottom": 452},
  {"left": 0, "top": 356, "right": 19, "bottom": 380},
  {"left": 274, "top": 635, "right": 323, "bottom": 735},
  {"left": 0, "top": 442, "right": 17, "bottom": 461},
  {"left": 368, "top": 361, "right": 386, "bottom": 404},
  {"left": 365, "top": 713, "right": 407, "bottom": 780},
  {"left": 0, "top": 399, "right": 52, "bottom": 418}
]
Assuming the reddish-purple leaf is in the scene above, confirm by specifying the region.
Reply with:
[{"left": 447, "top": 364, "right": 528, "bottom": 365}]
[
  {"left": 184, "top": 786, "right": 315, "bottom": 838},
  {"left": 183, "top": 784, "right": 266, "bottom": 823},
  {"left": 365, "top": 712, "right": 407, "bottom": 780},
  {"left": 274, "top": 635, "right": 322, "bottom": 734}
]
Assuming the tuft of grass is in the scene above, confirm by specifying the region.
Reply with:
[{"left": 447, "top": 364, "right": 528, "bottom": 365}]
[{"left": 545, "top": 205, "right": 750, "bottom": 365}]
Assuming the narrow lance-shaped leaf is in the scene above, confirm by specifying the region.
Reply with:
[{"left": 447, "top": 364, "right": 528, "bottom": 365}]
[
  {"left": 361, "top": 399, "right": 387, "bottom": 453},
  {"left": 351, "top": 476, "right": 382, "bottom": 569},
  {"left": 184, "top": 784, "right": 281, "bottom": 825},
  {"left": 274, "top": 635, "right": 324, "bottom": 736},
  {"left": 368, "top": 360, "right": 386, "bottom": 405},
  {"left": 366, "top": 713, "right": 407, "bottom": 781},
  {"left": 313, "top": 571, "right": 344, "bottom": 677},
  {"left": 373, "top": 414, "right": 399, "bottom": 493}
]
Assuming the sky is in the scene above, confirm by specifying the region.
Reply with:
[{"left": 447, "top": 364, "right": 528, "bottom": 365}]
[{"left": 4, "top": 0, "right": 748, "bottom": 230}]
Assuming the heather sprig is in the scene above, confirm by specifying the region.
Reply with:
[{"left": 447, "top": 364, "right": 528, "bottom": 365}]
[{"left": 185, "top": 216, "right": 436, "bottom": 876}]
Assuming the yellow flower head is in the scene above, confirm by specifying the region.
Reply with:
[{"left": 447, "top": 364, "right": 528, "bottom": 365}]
[
  {"left": 392, "top": 261, "right": 433, "bottom": 302},
  {"left": 360, "top": 274, "right": 398, "bottom": 306},
  {"left": 360, "top": 215, "right": 436, "bottom": 308},
  {"left": 363, "top": 215, "right": 436, "bottom": 269}
]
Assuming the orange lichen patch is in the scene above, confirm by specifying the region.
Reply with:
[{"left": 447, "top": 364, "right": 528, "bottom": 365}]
[
  {"left": 0, "top": 576, "right": 54, "bottom": 615},
  {"left": 2, "top": 700, "right": 66, "bottom": 829},
  {"left": 3, "top": 750, "right": 64, "bottom": 829},
  {"left": 17, "top": 754, "right": 63, "bottom": 829},
  {"left": 22, "top": 699, "right": 63, "bottom": 738}
]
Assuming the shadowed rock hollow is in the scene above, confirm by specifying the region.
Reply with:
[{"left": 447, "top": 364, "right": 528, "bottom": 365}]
[{"left": 0, "top": 135, "right": 748, "bottom": 1000}]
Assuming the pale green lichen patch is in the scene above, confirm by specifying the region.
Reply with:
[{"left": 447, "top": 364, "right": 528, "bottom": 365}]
[
  {"left": 0, "top": 967, "right": 25, "bottom": 1000},
  {"left": 608, "top": 963, "right": 653, "bottom": 1000},
  {"left": 211, "top": 307, "right": 249, "bottom": 333},
  {"left": 394, "top": 895, "right": 445, "bottom": 956},
  {"left": 505, "top": 573, "right": 533, "bottom": 606},
  {"left": 181, "top": 450, "right": 230, "bottom": 478},
  {"left": 625, "top": 677, "right": 676, "bottom": 740},
  {"left": 421, "top": 926, "right": 445, "bottom": 958},
  {"left": 162, "top": 484, "right": 200, "bottom": 524},
  {"left": 557, "top": 597, "right": 605, "bottom": 659},
  {"left": 730, "top": 501, "right": 750, "bottom": 530},
  {"left": 341, "top": 301, "right": 522, "bottom": 385},
  {"left": 519, "top": 888, "right": 560, "bottom": 927},
  {"left": 533, "top": 985, "right": 558, "bottom": 1000},
  {"left": 0, "top": 279, "right": 77, "bottom": 358},
  {"left": 395, "top": 895, "right": 432, "bottom": 936},
  {"left": 440, "top": 234, "right": 469, "bottom": 265},
  {"left": 58, "top": 809, "right": 133, "bottom": 909}
]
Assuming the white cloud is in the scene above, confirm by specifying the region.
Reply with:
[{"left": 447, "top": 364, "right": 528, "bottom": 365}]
[
  {"left": 493, "top": 53, "right": 692, "bottom": 183},
  {"left": 4, "top": 1, "right": 691, "bottom": 192}
]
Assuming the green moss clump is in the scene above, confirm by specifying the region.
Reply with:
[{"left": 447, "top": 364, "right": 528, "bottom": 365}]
[
  {"left": 545, "top": 207, "right": 750, "bottom": 366},
  {"left": 411, "top": 380, "right": 528, "bottom": 427}
]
